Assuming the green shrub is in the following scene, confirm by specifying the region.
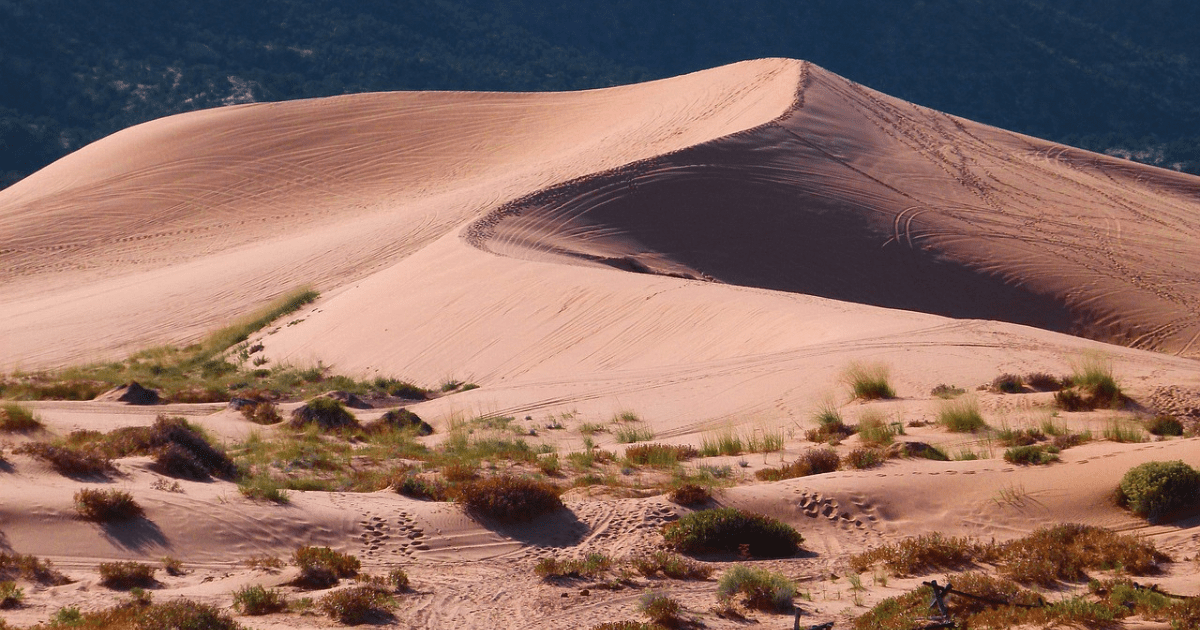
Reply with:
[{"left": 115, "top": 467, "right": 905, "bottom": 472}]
[
  {"left": 1119, "top": 460, "right": 1200, "bottom": 521},
  {"left": 614, "top": 425, "right": 655, "bottom": 443},
  {"left": 237, "top": 474, "right": 291, "bottom": 503},
  {"left": 638, "top": 591, "right": 682, "bottom": 626},
  {"left": 240, "top": 401, "right": 282, "bottom": 425},
  {"left": 393, "top": 474, "right": 449, "bottom": 501},
  {"left": 1055, "top": 355, "right": 1124, "bottom": 411},
  {"left": 456, "top": 475, "right": 563, "bottom": 521},
  {"left": 938, "top": 398, "right": 987, "bottom": 432},
  {"left": 857, "top": 412, "right": 900, "bottom": 446},
  {"left": 74, "top": 488, "right": 143, "bottom": 521},
  {"left": 0, "top": 581, "right": 23, "bottom": 609},
  {"left": 1003, "top": 444, "right": 1059, "bottom": 466},
  {"left": 845, "top": 362, "right": 896, "bottom": 400},
  {"left": 366, "top": 408, "right": 433, "bottom": 436},
  {"left": 631, "top": 551, "right": 712, "bottom": 580},
  {"left": 991, "top": 374, "right": 1025, "bottom": 393},
  {"left": 662, "top": 507, "right": 803, "bottom": 558},
  {"left": 318, "top": 585, "right": 394, "bottom": 624},
  {"left": 98, "top": 561, "right": 156, "bottom": 589},
  {"left": 624, "top": 443, "right": 699, "bottom": 467},
  {"left": 755, "top": 447, "right": 839, "bottom": 481},
  {"left": 0, "top": 552, "right": 71, "bottom": 585},
  {"left": 717, "top": 565, "right": 796, "bottom": 611},
  {"left": 293, "top": 546, "right": 360, "bottom": 589},
  {"left": 844, "top": 447, "right": 885, "bottom": 469},
  {"left": 232, "top": 584, "right": 288, "bottom": 615},
  {"left": 1146, "top": 416, "right": 1184, "bottom": 437},
  {"left": 535, "top": 553, "right": 612, "bottom": 580},
  {"left": 289, "top": 397, "right": 359, "bottom": 430},
  {"left": 0, "top": 403, "right": 42, "bottom": 432},
  {"left": 15, "top": 442, "right": 115, "bottom": 478}
]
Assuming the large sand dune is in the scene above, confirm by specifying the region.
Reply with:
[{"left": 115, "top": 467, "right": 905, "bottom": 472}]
[{"left": 2, "top": 59, "right": 1200, "bottom": 629}]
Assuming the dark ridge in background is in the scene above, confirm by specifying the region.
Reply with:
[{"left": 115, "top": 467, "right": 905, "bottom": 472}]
[{"left": 3, "top": 0, "right": 1199, "bottom": 190}]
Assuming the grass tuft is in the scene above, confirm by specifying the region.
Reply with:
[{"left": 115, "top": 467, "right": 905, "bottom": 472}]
[
  {"left": 74, "top": 488, "right": 143, "bottom": 521},
  {"left": 98, "top": 561, "right": 156, "bottom": 589},
  {"left": 232, "top": 584, "right": 288, "bottom": 615},
  {"left": 0, "top": 403, "right": 42, "bottom": 432},
  {"left": 938, "top": 397, "right": 987, "bottom": 432},
  {"left": 293, "top": 546, "right": 360, "bottom": 589},
  {"left": 844, "top": 362, "right": 896, "bottom": 400},
  {"left": 754, "top": 447, "right": 839, "bottom": 481},
  {"left": 717, "top": 565, "right": 796, "bottom": 612},
  {"left": 624, "top": 443, "right": 698, "bottom": 467},
  {"left": 631, "top": 551, "right": 712, "bottom": 580},
  {"left": 662, "top": 507, "right": 803, "bottom": 558},
  {"left": 318, "top": 585, "right": 394, "bottom": 624},
  {"left": 535, "top": 553, "right": 613, "bottom": 580},
  {"left": 456, "top": 474, "right": 563, "bottom": 521}
]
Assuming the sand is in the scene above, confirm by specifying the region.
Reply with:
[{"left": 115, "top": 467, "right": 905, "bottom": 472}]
[{"left": 1, "top": 58, "right": 1199, "bottom": 628}]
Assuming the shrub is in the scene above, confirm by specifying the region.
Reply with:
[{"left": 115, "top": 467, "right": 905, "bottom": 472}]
[
  {"left": 991, "top": 374, "right": 1025, "bottom": 393},
  {"left": 755, "top": 447, "right": 839, "bottom": 481},
  {"left": 15, "top": 442, "right": 115, "bottom": 477},
  {"left": 0, "top": 403, "right": 42, "bottom": 432},
  {"left": 0, "top": 581, "right": 22, "bottom": 609},
  {"left": 1003, "top": 445, "right": 1059, "bottom": 466},
  {"left": 844, "top": 447, "right": 885, "bottom": 469},
  {"left": 624, "top": 443, "right": 699, "bottom": 467},
  {"left": 638, "top": 591, "right": 682, "bottom": 626},
  {"left": 631, "top": 551, "right": 712, "bottom": 580},
  {"left": 318, "top": 585, "right": 394, "bottom": 624},
  {"left": 1026, "top": 372, "right": 1064, "bottom": 391},
  {"left": 930, "top": 384, "right": 965, "bottom": 399},
  {"left": 1146, "top": 416, "right": 1184, "bottom": 437},
  {"left": 535, "top": 553, "right": 612, "bottom": 580},
  {"left": 849, "top": 533, "right": 993, "bottom": 575},
  {"left": 366, "top": 408, "right": 433, "bottom": 436},
  {"left": 293, "top": 546, "right": 360, "bottom": 589},
  {"left": 938, "top": 398, "right": 987, "bottom": 432},
  {"left": 232, "top": 584, "right": 288, "bottom": 615},
  {"left": 241, "top": 401, "right": 282, "bottom": 425},
  {"left": 998, "top": 523, "right": 1168, "bottom": 586},
  {"left": 456, "top": 475, "right": 563, "bottom": 521},
  {"left": 844, "top": 362, "right": 896, "bottom": 400},
  {"left": 717, "top": 565, "right": 796, "bottom": 612},
  {"left": 615, "top": 426, "right": 655, "bottom": 443},
  {"left": 237, "top": 474, "right": 290, "bottom": 503},
  {"left": 662, "top": 508, "right": 803, "bottom": 558},
  {"left": 98, "top": 561, "right": 156, "bottom": 589},
  {"left": 393, "top": 474, "right": 449, "bottom": 501},
  {"left": 74, "top": 488, "right": 143, "bottom": 521},
  {"left": 386, "top": 568, "right": 410, "bottom": 591},
  {"left": 1119, "top": 460, "right": 1200, "bottom": 521},
  {"left": 1104, "top": 421, "right": 1145, "bottom": 443},
  {"left": 289, "top": 397, "right": 359, "bottom": 430},
  {"left": 1055, "top": 355, "right": 1124, "bottom": 411},
  {"left": 668, "top": 483, "right": 711, "bottom": 506},
  {"left": 0, "top": 552, "right": 70, "bottom": 586},
  {"left": 161, "top": 556, "right": 184, "bottom": 576},
  {"left": 857, "top": 413, "right": 899, "bottom": 447}
]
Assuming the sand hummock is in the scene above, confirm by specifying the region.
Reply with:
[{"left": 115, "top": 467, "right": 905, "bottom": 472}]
[{"left": 1, "top": 59, "right": 1199, "bottom": 629}]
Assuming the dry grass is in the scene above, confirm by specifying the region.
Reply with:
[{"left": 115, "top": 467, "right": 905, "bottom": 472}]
[
  {"left": 717, "top": 565, "right": 796, "bottom": 612},
  {"left": 0, "top": 552, "right": 71, "bottom": 585},
  {"left": 844, "top": 362, "right": 896, "bottom": 400},
  {"left": 15, "top": 442, "right": 115, "bottom": 478},
  {"left": 456, "top": 474, "right": 563, "bottom": 521},
  {"left": 754, "top": 447, "right": 839, "bottom": 481},
  {"left": 668, "top": 483, "right": 711, "bottom": 506},
  {"left": 97, "top": 561, "right": 156, "bottom": 589},
  {"left": 318, "top": 585, "right": 395, "bottom": 625},
  {"left": 292, "top": 546, "right": 360, "bottom": 589},
  {"left": 938, "top": 397, "right": 987, "bottom": 432},
  {"left": 631, "top": 551, "right": 712, "bottom": 580},
  {"left": 37, "top": 598, "right": 245, "bottom": 630},
  {"left": 74, "top": 488, "right": 143, "bottom": 521},
  {"left": 535, "top": 553, "right": 613, "bottom": 580},
  {"left": 662, "top": 507, "right": 803, "bottom": 558},
  {"left": 0, "top": 403, "right": 42, "bottom": 432},
  {"left": 850, "top": 532, "right": 993, "bottom": 575},
  {"left": 232, "top": 584, "right": 288, "bottom": 615}
]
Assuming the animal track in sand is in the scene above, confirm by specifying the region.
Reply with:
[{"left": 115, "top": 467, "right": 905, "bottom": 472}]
[
  {"left": 358, "top": 510, "right": 428, "bottom": 560},
  {"left": 795, "top": 489, "right": 869, "bottom": 529}
]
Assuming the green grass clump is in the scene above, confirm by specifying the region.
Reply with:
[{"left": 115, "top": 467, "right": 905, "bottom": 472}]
[
  {"left": 668, "top": 483, "right": 711, "bottom": 506},
  {"left": 1146, "top": 415, "right": 1184, "bottom": 437},
  {"left": 393, "top": 473, "right": 450, "bottom": 501},
  {"left": 844, "top": 362, "right": 896, "bottom": 400},
  {"left": 534, "top": 553, "right": 613, "bottom": 580},
  {"left": 638, "top": 591, "right": 683, "bottom": 626},
  {"left": 98, "top": 561, "right": 156, "bottom": 589},
  {"left": 293, "top": 546, "right": 360, "bottom": 589},
  {"left": 1003, "top": 444, "right": 1060, "bottom": 465},
  {"left": 843, "top": 447, "right": 885, "bottom": 469},
  {"left": 717, "top": 565, "right": 797, "bottom": 612},
  {"left": 754, "top": 447, "right": 840, "bottom": 481},
  {"left": 1103, "top": 420, "right": 1146, "bottom": 443},
  {"left": 289, "top": 396, "right": 359, "bottom": 430},
  {"left": 1118, "top": 460, "right": 1200, "bottom": 521},
  {"left": 614, "top": 425, "right": 655, "bottom": 443},
  {"left": 318, "top": 585, "right": 394, "bottom": 625},
  {"left": 1025, "top": 372, "right": 1064, "bottom": 391},
  {"left": 850, "top": 532, "right": 993, "bottom": 575},
  {"left": 237, "top": 474, "right": 291, "bottom": 503},
  {"left": 365, "top": 408, "right": 432, "bottom": 436},
  {"left": 998, "top": 523, "right": 1168, "bottom": 586},
  {"left": 631, "top": 551, "right": 712, "bottom": 580},
  {"left": 74, "top": 488, "right": 143, "bottom": 521},
  {"left": 662, "top": 507, "right": 803, "bottom": 558},
  {"left": 456, "top": 474, "right": 563, "bottom": 521},
  {"left": 624, "top": 443, "right": 698, "bottom": 467},
  {"left": 938, "top": 397, "right": 987, "bottom": 432},
  {"left": 0, "top": 581, "right": 23, "bottom": 609},
  {"left": 232, "top": 584, "right": 288, "bottom": 615},
  {"left": 699, "top": 428, "right": 744, "bottom": 456},
  {"left": 991, "top": 373, "right": 1025, "bottom": 393},
  {"left": 1054, "top": 354, "right": 1124, "bottom": 411},
  {"left": 857, "top": 411, "right": 900, "bottom": 447},
  {"left": 0, "top": 403, "right": 42, "bottom": 432}
]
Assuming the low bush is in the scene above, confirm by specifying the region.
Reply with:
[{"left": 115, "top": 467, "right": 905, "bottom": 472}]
[
  {"left": 995, "top": 426, "right": 1044, "bottom": 447},
  {"left": 15, "top": 442, "right": 115, "bottom": 478},
  {"left": 1118, "top": 460, "right": 1200, "bottom": 521},
  {"left": 456, "top": 474, "right": 563, "bottom": 521},
  {"left": 624, "top": 443, "right": 699, "bottom": 467},
  {"left": 75, "top": 488, "right": 143, "bottom": 521},
  {"left": 318, "top": 585, "right": 394, "bottom": 624},
  {"left": 237, "top": 474, "right": 290, "bottom": 503},
  {"left": 805, "top": 417, "right": 856, "bottom": 444},
  {"left": 930, "top": 384, "right": 965, "bottom": 398},
  {"left": 0, "top": 552, "right": 71, "bottom": 585},
  {"left": 393, "top": 473, "right": 450, "bottom": 501},
  {"left": 857, "top": 413, "right": 900, "bottom": 447},
  {"left": 755, "top": 447, "right": 840, "bottom": 481},
  {"left": 717, "top": 564, "right": 796, "bottom": 612},
  {"left": 998, "top": 523, "right": 1168, "bottom": 586},
  {"left": 0, "top": 403, "right": 42, "bottom": 432},
  {"left": 662, "top": 508, "right": 803, "bottom": 558},
  {"left": 1146, "top": 415, "right": 1184, "bottom": 437},
  {"left": 0, "top": 581, "right": 22, "bottom": 609},
  {"left": 293, "top": 546, "right": 360, "bottom": 589},
  {"left": 843, "top": 447, "right": 885, "bottom": 469},
  {"left": 844, "top": 362, "right": 896, "bottom": 400},
  {"left": 366, "top": 408, "right": 433, "bottom": 436},
  {"left": 289, "top": 397, "right": 359, "bottom": 430},
  {"left": 850, "top": 532, "right": 993, "bottom": 575},
  {"left": 535, "top": 553, "right": 612, "bottom": 580},
  {"left": 991, "top": 374, "right": 1025, "bottom": 393},
  {"left": 98, "top": 561, "right": 156, "bottom": 589},
  {"left": 1054, "top": 355, "right": 1124, "bottom": 411},
  {"left": 1025, "top": 372, "right": 1064, "bottom": 391},
  {"left": 939, "top": 398, "right": 987, "bottom": 432},
  {"left": 668, "top": 483, "right": 711, "bottom": 506},
  {"left": 240, "top": 401, "right": 282, "bottom": 425},
  {"left": 638, "top": 591, "right": 683, "bottom": 626},
  {"left": 631, "top": 551, "right": 712, "bottom": 580},
  {"left": 232, "top": 584, "right": 288, "bottom": 615},
  {"left": 1003, "top": 444, "right": 1060, "bottom": 466}
]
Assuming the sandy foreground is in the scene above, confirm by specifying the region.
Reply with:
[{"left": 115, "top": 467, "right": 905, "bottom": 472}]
[{"left": 2, "top": 58, "right": 1200, "bottom": 628}]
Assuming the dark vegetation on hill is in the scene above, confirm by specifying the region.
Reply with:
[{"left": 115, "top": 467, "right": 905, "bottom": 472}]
[{"left": 3, "top": 0, "right": 1199, "bottom": 190}]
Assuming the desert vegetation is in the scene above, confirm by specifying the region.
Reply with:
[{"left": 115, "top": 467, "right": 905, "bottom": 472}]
[
  {"left": 662, "top": 507, "right": 803, "bottom": 558},
  {"left": 292, "top": 546, "right": 360, "bottom": 589},
  {"left": 74, "top": 488, "right": 143, "bottom": 521},
  {"left": 0, "top": 403, "right": 42, "bottom": 432},
  {"left": 843, "top": 362, "right": 896, "bottom": 400},
  {"left": 97, "top": 561, "right": 157, "bottom": 589},
  {"left": 232, "top": 584, "right": 288, "bottom": 615},
  {"left": 1118, "top": 460, "right": 1200, "bottom": 521},
  {"left": 716, "top": 565, "right": 797, "bottom": 612}
]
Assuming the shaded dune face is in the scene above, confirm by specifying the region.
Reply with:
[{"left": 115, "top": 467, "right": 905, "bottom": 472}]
[{"left": 473, "top": 65, "right": 1200, "bottom": 356}]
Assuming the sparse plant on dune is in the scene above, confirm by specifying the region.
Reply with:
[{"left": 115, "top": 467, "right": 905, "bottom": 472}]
[
  {"left": 1118, "top": 460, "right": 1200, "bottom": 521},
  {"left": 1055, "top": 353, "right": 1124, "bottom": 411},
  {"left": 638, "top": 591, "right": 683, "bottom": 626},
  {"left": 631, "top": 551, "right": 712, "bottom": 580},
  {"left": 0, "top": 403, "right": 42, "bottom": 432},
  {"left": 844, "top": 362, "right": 896, "bottom": 400},
  {"left": 1146, "top": 415, "right": 1184, "bottom": 436},
  {"left": 318, "top": 585, "right": 395, "bottom": 624},
  {"left": 232, "top": 584, "right": 288, "bottom": 615},
  {"left": 74, "top": 488, "right": 143, "bottom": 521},
  {"left": 662, "top": 508, "right": 802, "bottom": 558},
  {"left": 717, "top": 565, "right": 797, "bottom": 612},
  {"left": 755, "top": 447, "right": 839, "bottom": 481},
  {"left": 535, "top": 553, "right": 613, "bottom": 580},
  {"left": 857, "top": 410, "right": 899, "bottom": 446},
  {"left": 98, "top": 561, "right": 156, "bottom": 589},
  {"left": 668, "top": 483, "right": 711, "bottom": 506},
  {"left": 844, "top": 447, "right": 885, "bottom": 469},
  {"left": 289, "top": 396, "right": 359, "bottom": 430},
  {"left": 456, "top": 474, "right": 563, "bottom": 521},
  {"left": 938, "top": 397, "right": 987, "bottom": 432},
  {"left": 293, "top": 546, "right": 360, "bottom": 589},
  {"left": 991, "top": 373, "right": 1025, "bottom": 394}
]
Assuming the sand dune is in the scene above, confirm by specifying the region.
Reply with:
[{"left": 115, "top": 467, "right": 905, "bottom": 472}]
[{"left": 2, "top": 59, "right": 1200, "bottom": 629}]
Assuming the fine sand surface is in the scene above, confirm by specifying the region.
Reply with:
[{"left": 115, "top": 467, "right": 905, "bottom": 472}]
[{"left": 2, "top": 58, "right": 1200, "bottom": 628}]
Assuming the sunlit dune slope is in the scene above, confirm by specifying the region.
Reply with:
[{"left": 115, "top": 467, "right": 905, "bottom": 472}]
[
  {"left": 0, "top": 59, "right": 799, "bottom": 368},
  {"left": 473, "top": 64, "right": 1200, "bottom": 356}
]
